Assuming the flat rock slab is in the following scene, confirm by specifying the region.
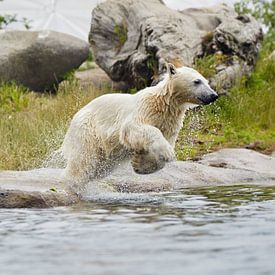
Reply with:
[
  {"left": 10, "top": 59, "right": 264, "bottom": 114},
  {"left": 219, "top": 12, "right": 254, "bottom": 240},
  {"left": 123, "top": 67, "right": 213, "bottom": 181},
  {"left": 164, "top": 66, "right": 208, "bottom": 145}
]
[
  {"left": 0, "top": 169, "right": 79, "bottom": 208},
  {"left": 89, "top": 149, "right": 275, "bottom": 194},
  {"left": 0, "top": 149, "right": 274, "bottom": 208}
]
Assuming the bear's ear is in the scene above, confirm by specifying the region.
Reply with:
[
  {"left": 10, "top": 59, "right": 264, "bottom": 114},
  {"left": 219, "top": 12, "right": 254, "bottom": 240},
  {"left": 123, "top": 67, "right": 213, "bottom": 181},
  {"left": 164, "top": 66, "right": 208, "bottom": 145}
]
[{"left": 166, "top": 63, "right": 177, "bottom": 77}]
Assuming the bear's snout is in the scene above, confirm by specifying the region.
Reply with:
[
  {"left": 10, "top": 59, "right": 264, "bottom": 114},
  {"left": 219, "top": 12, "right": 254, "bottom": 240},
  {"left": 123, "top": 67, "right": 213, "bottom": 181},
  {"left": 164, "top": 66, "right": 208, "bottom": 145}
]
[{"left": 198, "top": 91, "right": 218, "bottom": 105}]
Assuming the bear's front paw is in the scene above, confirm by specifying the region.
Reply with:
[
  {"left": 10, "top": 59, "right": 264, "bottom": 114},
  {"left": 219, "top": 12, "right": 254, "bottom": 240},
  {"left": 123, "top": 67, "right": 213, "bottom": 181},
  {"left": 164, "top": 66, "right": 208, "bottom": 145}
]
[
  {"left": 150, "top": 142, "right": 176, "bottom": 162},
  {"left": 131, "top": 152, "right": 165, "bottom": 174}
]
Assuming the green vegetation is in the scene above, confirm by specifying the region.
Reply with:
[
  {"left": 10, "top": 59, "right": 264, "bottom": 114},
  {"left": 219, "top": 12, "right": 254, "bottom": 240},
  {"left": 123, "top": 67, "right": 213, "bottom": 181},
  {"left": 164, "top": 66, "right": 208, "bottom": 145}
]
[
  {"left": 194, "top": 53, "right": 233, "bottom": 79},
  {"left": 49, "top": 187, "right": 57, "bottom": 192},
  {"left": 114, "top": 21, "right": 128, "bottom": 50},
  {"left": 0, "top": 13, "right": 31, "bottom": 30},
  {"left": 78, "top": 51, "right": 96, "bottom": 71},
  {"left": 0, "top": 14, "right": 17, "bottom": 29},
  {"left": 0, "top": 0, "right": 31, "bottom": 29},
  {"left": 0, "top": 81, "right": 103, "bottom": 170},
  {"left": 0, "top": 82, "right": 29, "bottom": 113},
  {"left": 175, "top": 0, "right": 275, "bottom": 160},
  {"left": 234, "top": 0, "right": 274, "bottom": 30},
  {"left": 176, "top": 35, "right": 275, "bottom": 160}
]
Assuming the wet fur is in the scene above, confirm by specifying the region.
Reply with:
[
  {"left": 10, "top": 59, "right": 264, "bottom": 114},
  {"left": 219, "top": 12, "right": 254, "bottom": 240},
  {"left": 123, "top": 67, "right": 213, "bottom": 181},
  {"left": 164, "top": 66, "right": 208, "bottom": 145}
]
[{"left": 61, "top": 64, "right": 217, "bottom": 182}]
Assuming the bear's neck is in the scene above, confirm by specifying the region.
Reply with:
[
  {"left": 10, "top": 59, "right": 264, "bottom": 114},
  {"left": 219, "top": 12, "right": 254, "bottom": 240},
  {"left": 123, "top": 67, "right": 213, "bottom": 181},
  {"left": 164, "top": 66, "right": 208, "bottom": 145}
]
[{"left": 139, "top": 86, "right": 187, "bottom": 143}]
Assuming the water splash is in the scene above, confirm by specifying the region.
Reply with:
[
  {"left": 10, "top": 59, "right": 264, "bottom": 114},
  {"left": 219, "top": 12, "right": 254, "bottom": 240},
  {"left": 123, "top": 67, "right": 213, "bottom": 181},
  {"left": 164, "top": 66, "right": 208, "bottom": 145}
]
[
  {"left": 41, "top": 127, "right": 67, "bottom": 169},
  {"left": 177, "top": 105, "right": 222, "bottom": 160},
  {"left": 43, "top": 148, "right": 66, "bottom": 169}
]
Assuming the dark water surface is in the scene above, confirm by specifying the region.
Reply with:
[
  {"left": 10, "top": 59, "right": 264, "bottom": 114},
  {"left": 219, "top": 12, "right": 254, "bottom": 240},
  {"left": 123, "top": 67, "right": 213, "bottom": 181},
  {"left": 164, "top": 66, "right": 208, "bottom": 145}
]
[{"left": 1, "top": 185, "right": 275, "bottom": 275}]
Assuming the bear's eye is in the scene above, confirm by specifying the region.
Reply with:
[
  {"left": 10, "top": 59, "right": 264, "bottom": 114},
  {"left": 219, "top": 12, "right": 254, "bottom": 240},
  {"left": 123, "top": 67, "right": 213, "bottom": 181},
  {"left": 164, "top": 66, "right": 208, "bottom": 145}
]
[{"left": 194, "top": 79, "right": 202, "bottom": 85}]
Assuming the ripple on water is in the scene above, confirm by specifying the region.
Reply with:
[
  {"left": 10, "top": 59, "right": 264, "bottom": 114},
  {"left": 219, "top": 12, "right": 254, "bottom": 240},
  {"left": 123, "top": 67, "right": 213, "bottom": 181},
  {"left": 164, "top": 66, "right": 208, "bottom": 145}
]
[{"left": 1, "top": 185, "right": 275, "bottom": 275}]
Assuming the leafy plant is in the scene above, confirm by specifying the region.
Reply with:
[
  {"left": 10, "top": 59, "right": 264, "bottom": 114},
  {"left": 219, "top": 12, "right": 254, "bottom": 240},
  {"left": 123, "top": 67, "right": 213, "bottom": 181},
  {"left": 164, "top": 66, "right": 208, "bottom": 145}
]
[
  {"left": 0, "top": 0, "right": 31, "bottom": 29},
  {"left": 234, "top": 0, "right": 275, "bottom": 30},
  {"left": 0, "top": 14, "right": 16, "bottom": 29},
  {"left": 0, "top": 82, "right": 29, "bottom": 113},
  {"left": 63, "top": 69, "right": 76, "bottom": 83}
]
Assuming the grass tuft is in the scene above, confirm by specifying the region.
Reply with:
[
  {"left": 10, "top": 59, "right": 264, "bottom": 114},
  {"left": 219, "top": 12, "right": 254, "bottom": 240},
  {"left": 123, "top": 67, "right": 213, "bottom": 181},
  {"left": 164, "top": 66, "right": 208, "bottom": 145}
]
[
  {"left": 0, "top": 82, "right": 29, "bottom": 113},
  {"left": 0, "top": 80, "right": 104, "bottom": 170}
]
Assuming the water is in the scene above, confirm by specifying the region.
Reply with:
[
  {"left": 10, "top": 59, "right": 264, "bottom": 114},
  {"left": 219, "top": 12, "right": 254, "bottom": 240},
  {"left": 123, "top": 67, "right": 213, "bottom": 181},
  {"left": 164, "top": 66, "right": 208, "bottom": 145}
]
[{"left": 1, "top": 185, "right": 275, "bottom": 275}]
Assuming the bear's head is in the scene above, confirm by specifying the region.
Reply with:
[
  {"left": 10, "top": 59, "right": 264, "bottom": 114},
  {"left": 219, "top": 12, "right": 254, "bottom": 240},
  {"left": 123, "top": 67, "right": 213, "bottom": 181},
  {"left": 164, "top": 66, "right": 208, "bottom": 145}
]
[{"left": 165, "top": 63, "right": 218, "bottom": 106}]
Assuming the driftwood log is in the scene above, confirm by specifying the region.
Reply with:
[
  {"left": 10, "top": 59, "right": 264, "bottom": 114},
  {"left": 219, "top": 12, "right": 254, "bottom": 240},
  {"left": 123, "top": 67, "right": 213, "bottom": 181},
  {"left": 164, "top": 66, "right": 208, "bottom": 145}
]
[{"left": 89, "top": 0, "right": 263, "bottom": 91}]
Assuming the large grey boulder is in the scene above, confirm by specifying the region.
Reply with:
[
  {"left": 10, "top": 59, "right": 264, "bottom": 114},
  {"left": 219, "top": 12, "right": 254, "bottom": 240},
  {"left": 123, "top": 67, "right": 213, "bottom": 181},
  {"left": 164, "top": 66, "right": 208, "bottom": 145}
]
[
  {"left": 89, "top": 0, "right": 262, "bottom": 91},
  {"left": 0, "top": 30, "right": 89, "bottom": 92},
  {"left": 0, "top": 149, "right": 274, "bottom": 208}
]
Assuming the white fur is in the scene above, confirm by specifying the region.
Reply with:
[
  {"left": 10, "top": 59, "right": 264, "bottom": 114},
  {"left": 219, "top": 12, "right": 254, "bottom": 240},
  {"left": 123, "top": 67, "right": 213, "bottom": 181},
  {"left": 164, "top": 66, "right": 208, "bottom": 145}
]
[{"left": 61, "top": 65, "right": 215, "bottom": 182}]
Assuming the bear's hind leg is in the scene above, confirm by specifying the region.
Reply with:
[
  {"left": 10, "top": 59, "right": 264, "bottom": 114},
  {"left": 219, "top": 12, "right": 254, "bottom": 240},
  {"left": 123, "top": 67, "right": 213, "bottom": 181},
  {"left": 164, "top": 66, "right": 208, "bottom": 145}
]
[{"left": 64, "top": 151, "right": 97, "bottom": 183}]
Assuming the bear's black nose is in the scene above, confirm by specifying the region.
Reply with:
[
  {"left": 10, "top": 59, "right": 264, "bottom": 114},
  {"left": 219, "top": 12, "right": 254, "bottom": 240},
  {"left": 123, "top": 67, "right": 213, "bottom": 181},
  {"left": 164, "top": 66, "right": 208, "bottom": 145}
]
[
  {"left": 198, "top": 92, "right": 218, "bottom": 105},
  {"left": 210, "top": 93, "right": 218, "bottom": 102}
]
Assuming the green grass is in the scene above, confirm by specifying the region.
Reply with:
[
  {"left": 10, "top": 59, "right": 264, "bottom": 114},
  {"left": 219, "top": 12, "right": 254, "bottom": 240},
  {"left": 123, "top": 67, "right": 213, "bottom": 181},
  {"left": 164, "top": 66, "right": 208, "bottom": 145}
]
[
  {"left": 0, "top": 80, "right": 104, "bottom": 170},
  {"left": 194, "top": 53, "right": 233, "bottom": 79},
  {"left": 0, "top": 82, "right": 29, "bottom": 113},
  {"left": 176, "top": 35, "right": 275, "bottom": 160}
]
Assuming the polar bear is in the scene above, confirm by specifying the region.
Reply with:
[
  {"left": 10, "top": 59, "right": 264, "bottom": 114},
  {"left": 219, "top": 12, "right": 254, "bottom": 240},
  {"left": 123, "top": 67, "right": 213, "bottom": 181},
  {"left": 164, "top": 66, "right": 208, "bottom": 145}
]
[{"left": 61, "top": 63, "right": 218, "bottom": 182}]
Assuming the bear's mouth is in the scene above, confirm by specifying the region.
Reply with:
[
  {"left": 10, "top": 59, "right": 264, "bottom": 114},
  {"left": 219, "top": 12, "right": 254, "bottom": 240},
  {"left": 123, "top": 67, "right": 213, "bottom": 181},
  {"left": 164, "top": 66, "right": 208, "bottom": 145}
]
[
  {"left": 197, "top": 94, "right": 218, "bottom": 105},
  {"left": 197, "top": 97, "right": 210, "bottom": 105}
]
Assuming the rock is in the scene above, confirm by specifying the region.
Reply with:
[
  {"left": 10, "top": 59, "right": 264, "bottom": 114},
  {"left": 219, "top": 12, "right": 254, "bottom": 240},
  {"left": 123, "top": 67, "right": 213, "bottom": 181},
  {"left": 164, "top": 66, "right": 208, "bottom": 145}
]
[
  {"left": 89, "top": 0, "right": 262, "bottom": 91},
  {"left": 0, "top": 149, "right": 274, "bottom": 208},
  {"left": 89, "top": 148, "right": 275, "bottom": 195},
  {"left": 75, "top": 66, "right": 125, "bottom": 91},
  {"left": 0, "top": 30, "right": 89, "bottom": 92},
  {"left": 0, "top": 168, "right": 79, "bottom": 208}
]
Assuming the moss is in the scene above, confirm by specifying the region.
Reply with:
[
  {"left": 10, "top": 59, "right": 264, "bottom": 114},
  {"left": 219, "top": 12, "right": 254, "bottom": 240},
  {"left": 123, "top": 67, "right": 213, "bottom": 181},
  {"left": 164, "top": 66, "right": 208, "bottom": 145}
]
[{"left": 114, "top": 21, "right": 128, "bottom": 50}]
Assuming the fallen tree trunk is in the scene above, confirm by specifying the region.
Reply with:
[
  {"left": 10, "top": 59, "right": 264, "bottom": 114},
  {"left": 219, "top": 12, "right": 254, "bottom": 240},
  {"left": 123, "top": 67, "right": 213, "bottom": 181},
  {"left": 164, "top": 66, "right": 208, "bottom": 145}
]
[{"left": 89, "top": 0, "right": 263, "bottom": 91}]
